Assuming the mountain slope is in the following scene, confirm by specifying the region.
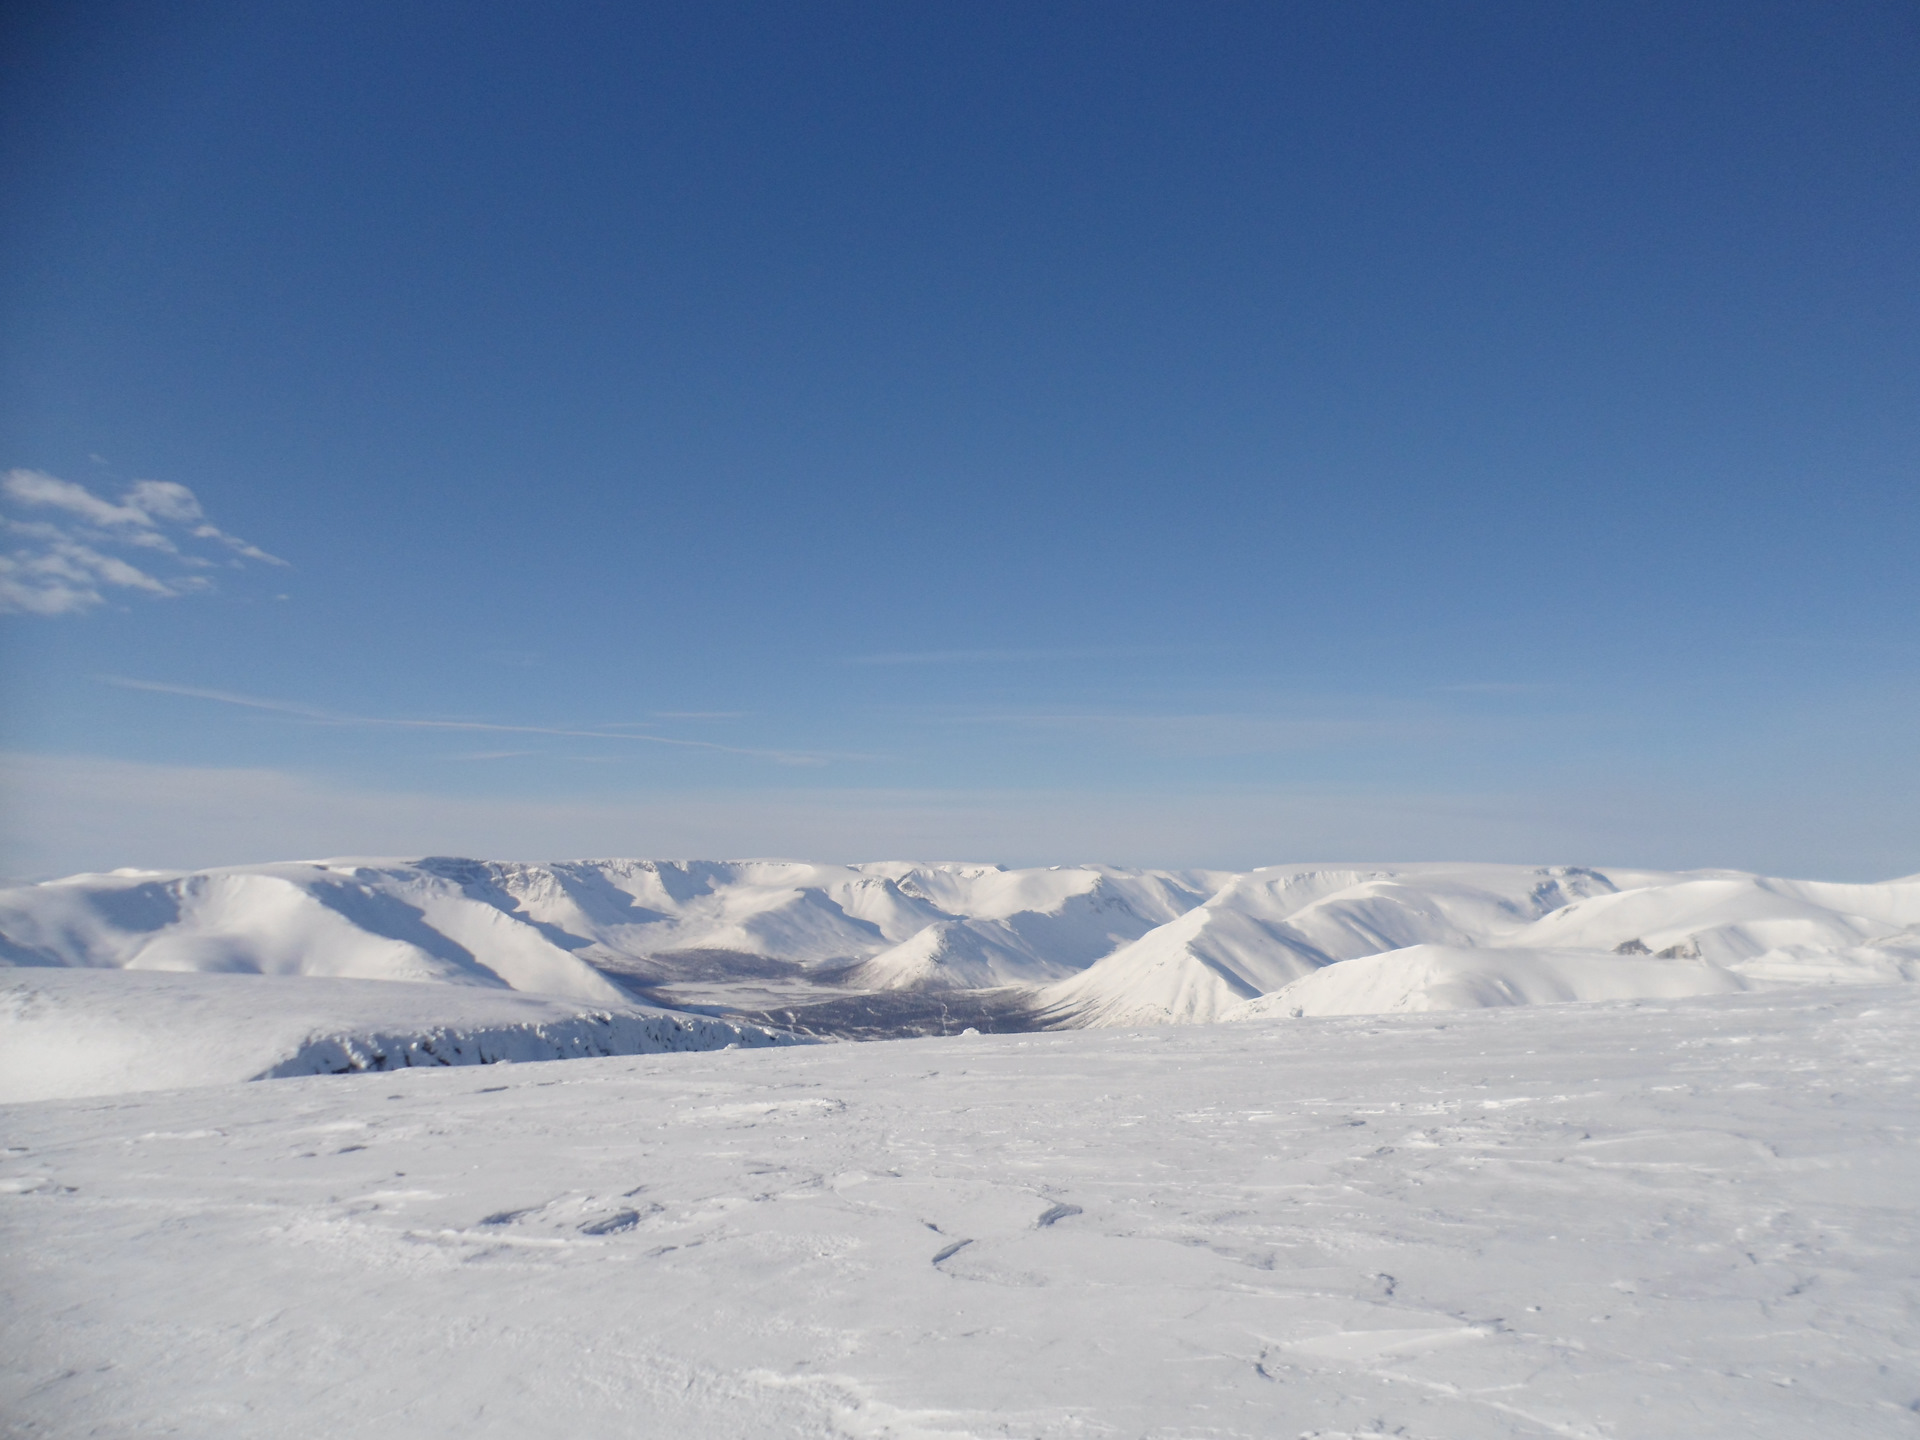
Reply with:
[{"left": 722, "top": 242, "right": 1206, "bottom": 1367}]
[
  {"left": 1226, "top": 944, "right": 1749, "bottom": 1018},
  {"left": 1039, "top": 864, "right": 1638, "bottom": 1026},
  {"left": 1035, "top": 905, "right": 1330, "bottom": 1026}
]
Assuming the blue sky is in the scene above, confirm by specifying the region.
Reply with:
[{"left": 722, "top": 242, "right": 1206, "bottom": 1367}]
[{"left": 2, "top": 1, "right": 1916, "bottom": 877}]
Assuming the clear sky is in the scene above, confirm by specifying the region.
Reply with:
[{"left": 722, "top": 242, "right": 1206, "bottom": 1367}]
[{"left": 2, "top": 1, "right": 1916, "bottom": 879}]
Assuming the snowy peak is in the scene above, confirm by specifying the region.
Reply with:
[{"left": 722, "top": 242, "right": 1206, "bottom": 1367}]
[
  {"left": 847, "top": 921, "right": 1021, "bottom": 991},
  {"left": 1037, "top": 905, "right": 1330, "bottom": 1027}
]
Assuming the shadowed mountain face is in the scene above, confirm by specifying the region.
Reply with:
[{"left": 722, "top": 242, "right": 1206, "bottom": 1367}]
[{"left": 4, "top": 858, "right": 1919, "bottom": 1038}]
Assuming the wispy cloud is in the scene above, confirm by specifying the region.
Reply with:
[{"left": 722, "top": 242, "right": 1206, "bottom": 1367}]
[
  {"left": 845, "top": 646, "right": 1176, "bottom": 667},
  {"left": 100, "top": 677, "right": 831, "bottom": 765},
  {"left": 915, "top": 701, "right": 1535, "bottom": 757},
  {"left": 944, "top": 710, "right": 1417, "bottom": 753},
  {"left": 104, "top": 679, "right": 332, "bottom": 718},
  {"left": 0, "top": 469, "right": 286, "bottom": 616}
]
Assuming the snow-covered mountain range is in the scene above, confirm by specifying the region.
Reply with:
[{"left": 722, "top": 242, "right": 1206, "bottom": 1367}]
[
  {"left": 10, "top": 860, "right": 1920, "bottom": 1435},
  {"left": 6, "top": 856, "right": 1918, "bottom": 1035}
]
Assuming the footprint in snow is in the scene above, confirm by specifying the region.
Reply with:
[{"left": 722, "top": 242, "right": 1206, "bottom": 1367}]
[
  {"left": 580, "top": 1209, "right": 641, "bottom": 1236},
  {"left": 478, "top": 1207, "right": 539, "bottom": 1227}
]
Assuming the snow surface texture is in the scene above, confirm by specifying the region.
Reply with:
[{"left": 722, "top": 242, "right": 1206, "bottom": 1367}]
[
  {"left": 0, "top": 969, "right": 798, "bottom": 1103},
  {"left": 4, "top": 985, "right": 1918, "bottom": 1437}
]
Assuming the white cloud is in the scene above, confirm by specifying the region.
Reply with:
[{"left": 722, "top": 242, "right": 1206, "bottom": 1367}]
[
  {"left": 0, "top": 469, "right": 287, "bottom": 616},
  {"left": 2, "top": 470, "right": 150, "bottom": 527},
  {"left": 123, "top": 479, "right": 204, "bottom": 524}
]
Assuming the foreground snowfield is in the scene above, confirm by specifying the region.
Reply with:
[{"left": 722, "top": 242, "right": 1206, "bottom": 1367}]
[{"left": 5, "top": 984, "right": 1917, "bottom": 1438}]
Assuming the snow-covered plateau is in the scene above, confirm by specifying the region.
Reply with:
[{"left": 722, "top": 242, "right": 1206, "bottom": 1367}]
[
  {"left": 4, "top": 984, "right": 1918, "bottom": 1437},
  {"left": 0, "top": 969, "right": 798, "bottom": 1105}
]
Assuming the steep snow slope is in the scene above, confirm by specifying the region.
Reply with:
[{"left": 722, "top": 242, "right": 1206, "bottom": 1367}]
[
  {"left": 845, "top": 869, "right": 1217, "bottom": 990},
  {"left": 0, "top": 969, "right": 798, "bottom": 1103},
  {"left": 849, "top": 920, "right": 1024, "bottom": 989},
  {"left": 0, "top": 862, "right": 631, "bottom": 1003},
  {"left": 6, "top": 986, "right": 1917, "bottom": 1438},
  {"left": 1034, "top": 905, "right": 1329, "bottom": 1026}
]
